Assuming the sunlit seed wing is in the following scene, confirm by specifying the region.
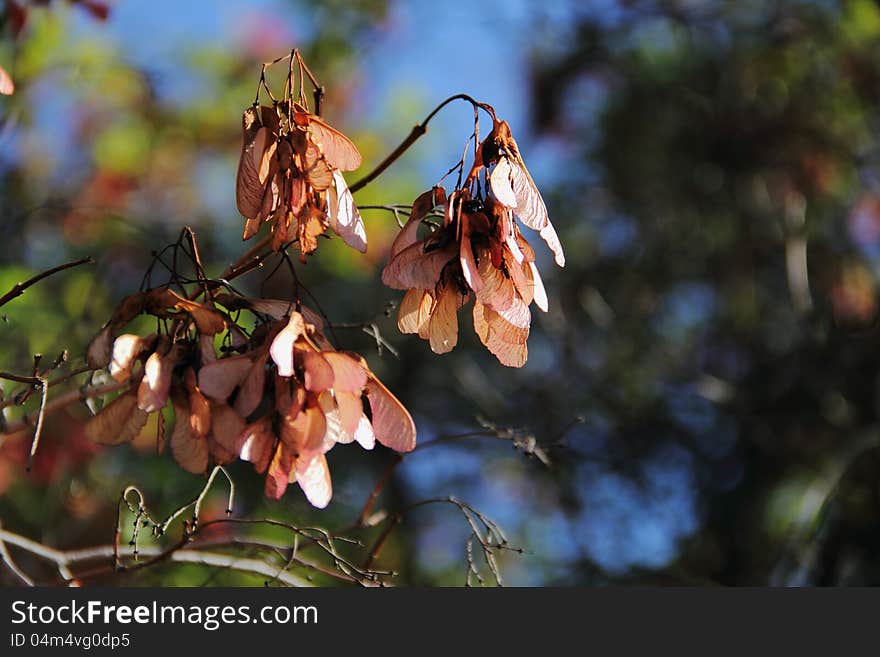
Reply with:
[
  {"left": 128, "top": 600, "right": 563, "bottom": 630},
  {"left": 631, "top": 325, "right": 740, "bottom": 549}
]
[
  {"left": 397, "top": 288, "right": 432, "bottom": 335},
  {"left": 238, "top": 417, "right": 275, "bottom": 473},
  {"left": 459, "top": 221, "right": 483, "bottom": 294},
  {"left": 427, "top": 285, "right": 462, "bottom": 354},
  {"left": 307, "top": 117, "right": 362, "bottom": 171},
  {"left": 294, "top": 453, "right": 333, "bottom": 509},
  {"left": 508, "top": 257, "right": 533, "bottom": 307},
  {"left": 137, "top": 350, "right": 175, "bottom": 413},
  {"left": 0, "top": 65, "right": 14, "bottom": 95},
  {"left": 281, "top": 402, "right": 327, "bottom": 458},
  {"left": 151, "top": 290, "right": 227, "bottom": 335},
  {"left": 529, "top": 262, "right": 549, "bottom": 311},
  {"left": 353, "top": 415, "right": 376, "bottom": 450},
  {"left": 323, "top": 351, "right": 368, "bottom": 392},
  {"left": 110, "top": 334, "right": 146, "bottom": 382},
  {"left": 365, "top": 377, "right": 417, "bottom": 452},
  {"left": 319, "top": 391, "right": 348, "bottom": 445},
  {"left": 302, "top": 141, "right": 334, "bottom": 191},
  {"left": 300, "top": 348, "right": 335, "bottom": 392},
  {"left": 475, "top": 247, "right": 517, "bottom": 313},
  {"left": 472, "top": 301, "right": 529, "bottom": 368},
  {"left": 539, "top": 220, "right": 565, "bottom": 267},
  {"left": 381, "top": 241, "right": 456, "bottom": 290},
  {"left": 504, "top": 155, "right": 550, "bottom": 231},
  {"left": 328, "top": 170, "right": 367, "bottom": 252},
  {"left": 335, "top": 390, "right": 364, "bottom": 439},
  {"left": 489, "top": 157, "right": 518, "bottom": 208},
  {"left": 269, "top": 312, "right": 306, "bottom": 376},
  {"left": 389, "top": 187, "right": 447, "bottom": 260}
]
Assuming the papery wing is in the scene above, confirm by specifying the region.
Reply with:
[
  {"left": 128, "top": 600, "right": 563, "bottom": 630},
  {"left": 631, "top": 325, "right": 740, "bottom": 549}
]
[
  {"left": 300, "top": 348, "right": 334, "bottom": 392},
  {"left": 428, "top": 286, "right": 462, "bottom": 354},
  {"left": 198, "top": 355, "right": 252, "bottom": 402},
  {"left": 269, "top": 312, "right": 306, "bottom": 376},
  {"left": 233, "top": 352, "right": 268, "bottom": 418},
  {"left": 307, "top": 117, "right": 362, "bottom": 171},
  {"left": 303, "top": 141, "right": 334, "bottom": 191},
  {"left": 540, "top": 220, "right": 566, "bottom": 267},
  {"left": 137, "top": 349, "right": 177, "bottom": 413},
  {"left": 335, "top": 390, "right": 364, "bottom": 438},
  {"left": 365, "top": 377, "right": 416, "bottom": 452},
  {"left": 353, "top": 415, "right": 376, "bottom": 450},
  {"left": 208, "top": 403, "right": 245, "bottom": 464},
  {"left": 381, "top": 241, "right": 456, "bottom": 290},
  {"left": 294, "top": 453, "right": 333, "bottom": 509},
  {"left": 472, "top": 300, "right": 529, "bottom": 368},
  {"left": 528, "top": 262, "right": 549, "bottom": 311},
  {"left": 84, "top": 391, "right": 148, "bottom": 446},
  {"left": 323, "top": 351, "right": 368, "bottom": 392},
  {"left": 265, "top": 442, "right": 295, "bottom": 499},
  {"left": 238, "top": 417, "right": 275, "bottom": 474},
  {"left": 236, "top": 112, "right": 271, "bottom": 220},
  {"left": 170, "top": 396, "right": 209, "bottom": 474},
  {"left": 501, "top": 153, "right": 550, "bottom": 232},
  {"left": 0, "top": 65, "right": 14, "bottom": 95},
  {"left": 328, "top": 170, "right": 367, "bottom": 252},
  {"left": 110, "top": 334, "right": 146, "bottom": 382},
  {"left": 397, "top": 288, "right": 433, "bottom": 335}
]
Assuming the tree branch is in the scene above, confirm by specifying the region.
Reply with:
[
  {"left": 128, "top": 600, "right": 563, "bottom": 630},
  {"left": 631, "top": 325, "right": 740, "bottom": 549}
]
[
  {"left": 0, "top": 257, "right": 93, "bottom": 309},
  {"left": 349, "top": 94, "right": 489, "bottom": 193}
]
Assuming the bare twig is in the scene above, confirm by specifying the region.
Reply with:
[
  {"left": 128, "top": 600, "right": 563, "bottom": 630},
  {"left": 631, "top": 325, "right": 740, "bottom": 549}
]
[
  {"left": 0, "top": 257, "right": 93, "bottom": 309},
  {"left": 0, "top": 528, "right": 311, "bottom": 587},
  {"left": 363, "top": 496, "right": 520, "bottom": 585},
  {"left": 0, "top": 378, "right": 131, "bottom": 446},
  {"left": 0, "top": 521, "right": 34, "bottom": 586},
  {"left": 0, "top": 372, "right": 48, "bottom": 470},
  {"left": 349, "top": 94, "right": 491, "bottom": 193}
]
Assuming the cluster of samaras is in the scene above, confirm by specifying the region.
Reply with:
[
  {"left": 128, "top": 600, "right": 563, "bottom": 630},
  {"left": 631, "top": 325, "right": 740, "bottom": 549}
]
[
  {"left": 235, "top": 99, "right": 366, "bottom": 256},
  {"left": 84, "top": 289, "right": 414, "bottom": 508},
  {"left": 80, "top": 55, "right": 565, "bottom": 508},
  {"left": 383, "top": 118, "right": 565, "bottom": 367}
]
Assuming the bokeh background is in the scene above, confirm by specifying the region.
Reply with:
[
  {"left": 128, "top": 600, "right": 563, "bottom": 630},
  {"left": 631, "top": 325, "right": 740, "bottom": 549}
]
[{"left": 4, "top": 0, "right": 880, "bottom": 585}]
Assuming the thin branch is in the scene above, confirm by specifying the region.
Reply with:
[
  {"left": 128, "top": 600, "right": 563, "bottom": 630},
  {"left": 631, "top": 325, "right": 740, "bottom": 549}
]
[
  {"left": 0, "top": 378, "right": 131, "bottom": 446},
  {"left": 349, "top": 94, "right": 490, "bottom": 194},
  {"left": 357, "top": 455, "right": 403, "bottom": 527},
  {"left": 0, "top": 372, "right": 48, "bottom": 470},
  {"left": 363, "top": 495, "right": 520, "bottom": 586},
  {"left": 0, "top": 521, "right": 34, "bottom": 586},
  {"left": 0, "top": 257, "right": 93, "bottom": 309},
  {"left": 0, "top": 528, "right": 311, "bottom": 587}
]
